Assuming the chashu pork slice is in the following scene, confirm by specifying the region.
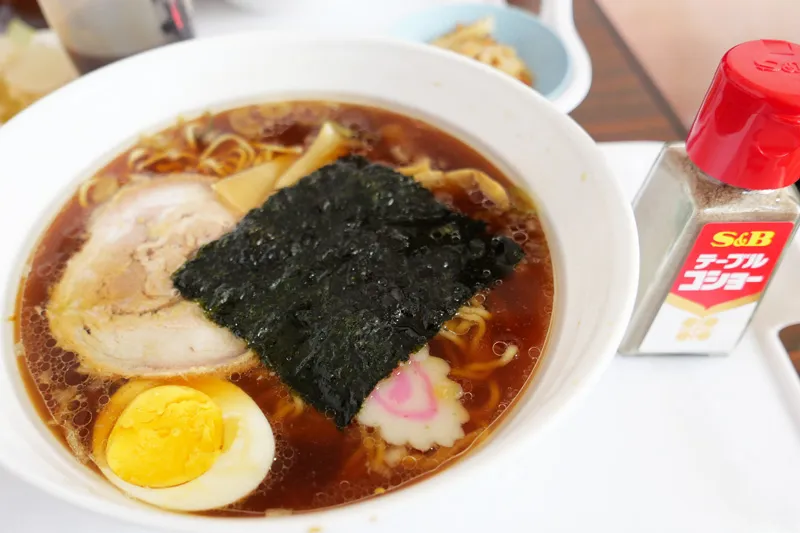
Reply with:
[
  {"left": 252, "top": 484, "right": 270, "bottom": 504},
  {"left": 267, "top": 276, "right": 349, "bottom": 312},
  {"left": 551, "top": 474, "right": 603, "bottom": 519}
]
[{"left": 47, "top": 174, "right": 255, "bottom": 377}]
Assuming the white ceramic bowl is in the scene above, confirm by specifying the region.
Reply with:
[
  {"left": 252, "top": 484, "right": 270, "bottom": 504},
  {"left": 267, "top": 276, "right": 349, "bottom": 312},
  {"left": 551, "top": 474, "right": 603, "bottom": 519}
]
[{"left": 0, "top": 33, "right": 637, "bottom": 532}]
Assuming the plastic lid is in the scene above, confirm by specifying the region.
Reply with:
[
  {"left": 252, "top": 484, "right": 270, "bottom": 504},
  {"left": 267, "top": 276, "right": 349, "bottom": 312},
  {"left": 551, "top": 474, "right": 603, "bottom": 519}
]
[{"left": 686, "top": 39, "right": 800, "bottom": 190}]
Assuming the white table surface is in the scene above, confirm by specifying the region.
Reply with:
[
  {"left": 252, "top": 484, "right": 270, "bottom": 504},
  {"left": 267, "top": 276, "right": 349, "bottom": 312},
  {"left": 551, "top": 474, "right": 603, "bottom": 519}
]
[{"left": 4, "top": 141, "right": 800, "bottom": 533}]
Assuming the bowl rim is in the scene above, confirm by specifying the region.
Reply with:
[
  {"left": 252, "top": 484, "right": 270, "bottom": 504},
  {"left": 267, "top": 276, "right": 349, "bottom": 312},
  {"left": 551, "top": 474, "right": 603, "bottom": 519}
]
[{"left": 0, "top": 31, "right": 637, "bottom": 532}]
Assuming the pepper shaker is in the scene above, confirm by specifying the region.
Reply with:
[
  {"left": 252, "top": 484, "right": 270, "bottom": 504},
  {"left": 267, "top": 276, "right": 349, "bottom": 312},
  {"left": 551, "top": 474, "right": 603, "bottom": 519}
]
[{"left": 620, "top": 39, "right": 800, "bottom": 356}]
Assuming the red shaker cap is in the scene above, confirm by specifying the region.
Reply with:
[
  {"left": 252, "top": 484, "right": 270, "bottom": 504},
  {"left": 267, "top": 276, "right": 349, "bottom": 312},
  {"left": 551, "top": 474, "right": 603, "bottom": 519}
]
[{"left": 686, "top": 39, "right": 800, "bottom": 190}]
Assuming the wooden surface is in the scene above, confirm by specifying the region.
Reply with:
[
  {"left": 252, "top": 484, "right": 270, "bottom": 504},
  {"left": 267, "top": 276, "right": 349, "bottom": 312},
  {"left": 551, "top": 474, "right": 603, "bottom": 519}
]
[{"left": 511, "top": 0, "right": 687, "bottom": 142}]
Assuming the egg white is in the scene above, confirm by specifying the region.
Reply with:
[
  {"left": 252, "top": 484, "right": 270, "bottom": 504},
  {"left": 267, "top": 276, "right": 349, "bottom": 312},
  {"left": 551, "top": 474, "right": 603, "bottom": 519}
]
[{"left": 95, "top": 378, "right": 274, "bottom": 512}]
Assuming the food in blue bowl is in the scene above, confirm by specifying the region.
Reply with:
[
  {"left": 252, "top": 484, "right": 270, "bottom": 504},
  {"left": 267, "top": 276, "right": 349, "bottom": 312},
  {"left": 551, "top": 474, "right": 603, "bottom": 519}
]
[
  {"left": 430, "top": 16, "right": 535, "bottom": 86},
  {"left": 390, "top": 1, "right": 591, "bottom": 113}
]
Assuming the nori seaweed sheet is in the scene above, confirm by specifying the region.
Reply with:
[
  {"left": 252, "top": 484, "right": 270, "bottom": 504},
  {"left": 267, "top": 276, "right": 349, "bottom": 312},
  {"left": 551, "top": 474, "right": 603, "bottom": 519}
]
[{"left": 172, "top": 156, "right": 523, "bottom": 427}]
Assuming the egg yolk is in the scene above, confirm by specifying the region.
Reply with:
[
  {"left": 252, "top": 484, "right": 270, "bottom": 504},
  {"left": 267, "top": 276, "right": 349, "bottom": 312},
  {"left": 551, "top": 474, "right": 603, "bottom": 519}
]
[{"left": 105, "top": 385, "right": 224, "bottom": 488}]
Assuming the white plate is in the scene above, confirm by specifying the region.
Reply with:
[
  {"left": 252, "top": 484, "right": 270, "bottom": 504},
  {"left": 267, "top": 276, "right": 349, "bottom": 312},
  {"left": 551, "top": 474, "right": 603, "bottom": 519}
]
[{"left": 5, "top": 143, "right": 800, "bottom": 533}]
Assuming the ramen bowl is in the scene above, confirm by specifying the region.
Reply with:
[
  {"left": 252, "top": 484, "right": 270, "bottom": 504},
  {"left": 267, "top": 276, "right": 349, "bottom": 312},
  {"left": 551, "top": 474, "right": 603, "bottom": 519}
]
[{"left": 0, "top": 33, "right": 636, "bottom": 532}]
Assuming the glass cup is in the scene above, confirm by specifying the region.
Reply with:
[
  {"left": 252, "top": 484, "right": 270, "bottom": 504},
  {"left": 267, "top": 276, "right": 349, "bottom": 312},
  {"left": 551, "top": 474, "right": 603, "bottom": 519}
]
[
  {"left": 37, "top": 0, "right": 194, "bottom": 74},
  {"left": 4, "top": 0, "right": 48, "bottom": 29}
]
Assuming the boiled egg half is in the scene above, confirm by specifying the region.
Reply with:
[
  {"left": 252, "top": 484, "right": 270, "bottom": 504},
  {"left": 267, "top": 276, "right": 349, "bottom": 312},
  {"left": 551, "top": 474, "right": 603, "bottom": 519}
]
[{"left": 92, "top": 377, "right": 274, "bottom": 512}]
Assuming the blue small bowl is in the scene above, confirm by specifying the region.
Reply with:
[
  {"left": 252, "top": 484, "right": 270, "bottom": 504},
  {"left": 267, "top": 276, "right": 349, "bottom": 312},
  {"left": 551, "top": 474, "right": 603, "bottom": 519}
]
[{"left": 389, "top": 3, "right": 571, "bottom": 100}]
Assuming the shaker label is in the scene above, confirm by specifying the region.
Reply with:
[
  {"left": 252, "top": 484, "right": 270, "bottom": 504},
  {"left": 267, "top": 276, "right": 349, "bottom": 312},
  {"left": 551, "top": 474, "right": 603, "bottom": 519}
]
[
  {"left": 670, "top": 222, "right": 792, "bottom": 309},
  {"left": 639, "top": 221, "right": 794, "bottom": 354}
]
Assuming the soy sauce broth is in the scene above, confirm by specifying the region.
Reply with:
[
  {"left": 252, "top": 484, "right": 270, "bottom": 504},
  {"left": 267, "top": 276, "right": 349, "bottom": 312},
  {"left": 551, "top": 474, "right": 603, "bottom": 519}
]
[{"left": 14, "top": 101, "right": 554, "bottom": 515}]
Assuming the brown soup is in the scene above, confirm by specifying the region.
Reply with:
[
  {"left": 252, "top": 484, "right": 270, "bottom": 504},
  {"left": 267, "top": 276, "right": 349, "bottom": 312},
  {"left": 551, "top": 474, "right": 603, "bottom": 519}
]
[{"left": 15, "top": 101, "right": 553, "bottom": 515}]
